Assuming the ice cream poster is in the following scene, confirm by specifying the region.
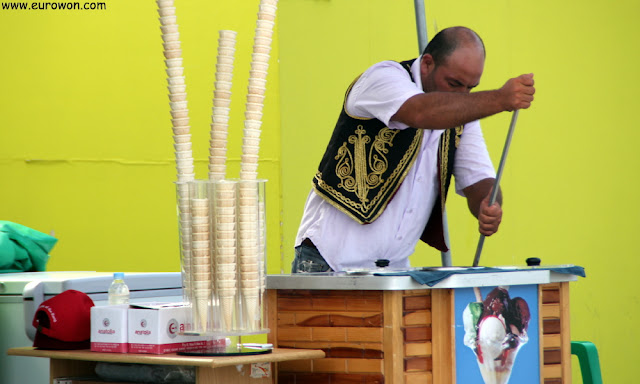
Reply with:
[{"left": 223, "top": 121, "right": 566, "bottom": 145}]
[{"left": 454, "top": 285, "right": 540, "bottom": 384}]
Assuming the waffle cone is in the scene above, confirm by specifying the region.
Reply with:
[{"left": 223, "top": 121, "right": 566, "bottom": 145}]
[
  {"left": 243, "top": 294, "right": 260, "bottom": 329},
  {"left": 220, "top": 294, "right": 235, "bottom": 330},
  {"left": 196, "top": 297, "right": 209, "bottom": 331}
]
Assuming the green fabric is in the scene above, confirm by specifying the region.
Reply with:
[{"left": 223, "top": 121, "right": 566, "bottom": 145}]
[{"left": 0, "top": 221, "right": 57, "bottom": 273}]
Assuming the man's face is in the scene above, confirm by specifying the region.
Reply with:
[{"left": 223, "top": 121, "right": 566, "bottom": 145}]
[{"left": 421, "top": 46, "right": 485, "bottom": 94}]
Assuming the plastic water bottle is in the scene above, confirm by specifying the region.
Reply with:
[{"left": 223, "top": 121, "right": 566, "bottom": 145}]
[{"left": 108, "top": 272, "right": 130, "bottom": 305}]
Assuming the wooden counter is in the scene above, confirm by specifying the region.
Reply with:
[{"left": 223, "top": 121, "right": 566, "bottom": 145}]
[
  {"left": 266, "top": 270, "right": 578, "bottom": 383},
  {"left": 8, "top": 347, "right": 325, "bottom": 383}
]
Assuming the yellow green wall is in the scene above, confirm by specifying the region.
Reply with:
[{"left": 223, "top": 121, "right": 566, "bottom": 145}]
[
  {"left": 0, "top": 0, "right": 282, "bottom": 273},
  {"left": 2, "top": 0, "right": 638, "bottom": 381}
]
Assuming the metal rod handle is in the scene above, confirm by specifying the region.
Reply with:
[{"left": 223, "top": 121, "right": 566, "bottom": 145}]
[
  {"left": 472, "top": 110, "right": 519, "bottom": 267},
  {"left": 413, "top": 0, "right": 428, "bottom": 54}
]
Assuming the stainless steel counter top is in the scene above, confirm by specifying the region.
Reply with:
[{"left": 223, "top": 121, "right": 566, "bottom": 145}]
[{"left": 266, "top": 268, "right": 579, "bottom": 290}]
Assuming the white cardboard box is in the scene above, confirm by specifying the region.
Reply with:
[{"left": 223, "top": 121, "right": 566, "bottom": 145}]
[
  {"left": 127, "top": 303, "right": 222, "bottom": 354},
  {"left": 90, "top": 305, "right": 128, "bottom": 353}
]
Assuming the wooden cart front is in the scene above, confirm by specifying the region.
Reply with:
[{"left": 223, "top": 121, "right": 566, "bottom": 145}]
[{"left": 267, "top": 271, "right": 576, "bottom": 383}]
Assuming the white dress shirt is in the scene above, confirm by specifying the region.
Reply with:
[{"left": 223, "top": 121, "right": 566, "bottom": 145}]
[{"left": 295, "top": 57, "right": 496, "bottom": 271}]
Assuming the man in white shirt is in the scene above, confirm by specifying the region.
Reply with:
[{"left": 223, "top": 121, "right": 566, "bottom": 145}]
[{"left": 294, "top": 26, "right": 535, "bottom": 272}]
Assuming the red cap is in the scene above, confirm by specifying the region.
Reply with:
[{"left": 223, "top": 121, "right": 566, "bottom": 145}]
[{"left": 32, "top": 289, "right": 95, "bottom": 350}]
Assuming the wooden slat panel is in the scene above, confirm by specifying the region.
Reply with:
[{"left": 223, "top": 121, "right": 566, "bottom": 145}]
[
  {"left": 431, "top": 289, "right": 454, "bottom": 384},
  {"left": 404, "top": 356, "right": 432, "bottom": 372},
  {"left": 278, "top": 373, "right": 385, "bottom": 384},
  {"left": 313, "top": 358, "right": 348, "bottom": 372},
  {"left": 538, "top": 284, "right": 545, "bottom": 382},
  {"left": 311, "top": 327, "right": 347, "bottom": 342},
  {"left": 383, "top": 291, "right": 404, "bottom": 384},
  {"left": 347, "top": 327, "right": 384, "bottom": 343},
  {"left": 277, "top": 312, "right": 297, "bottom": 326},
  {"left": 278, "top": 359, "right": 313, "bottom": 372},
  {"left": 544, "top": 349, "right": 562, "bottom": 365},
  {"left": 286, "top": 311, "right": 383, "bottom": 327},
  {"left": 542, "top": 303, "right": 561, "bottom": 319},
  {"left": 543, "top": 318, "right": 561, "bottom": 334},
  {"left": 404, "top": 290, "right": 432, "bottom": 296},
  {"left": 346, "top": 296, "right": 383, "bottom": 311},
  {"left": 403, "top": 295, "right": 431, "bottom": 310},
  {"left": 325, "top": 346, "right": 384, "bottom": 359},
  {"left": 405, "top": 372, "right": 433, "bottom": 384},
  {"left": 346, "top": 358, "right": 384, "bottom": 373},
  {"left": 543, "top": 363, "right": 562, "bottom": 378},
  {"left": 267, "top": 290, "right": 278, "bottom": 346},
  {"left": 544, "top": 379, "right": 563, "bottom": 384},
  {"left": 277, "top": 326, "right": 313, "bottom": 341},
  {"left": 278, "top": 297, "right": 313, "bottom": 311},
  {"left": 543, "top": 334, "right": 562, "bottom": 349},
  {"left": 276, "top": 373, "right": 328, "bottom": 384},
  {"left": 542, "top": 289, "right": 560, "bottom": 304},
  {"left": 403, "top": 310, "right": 431, "bottom": 326},
  {"left": 278, "top": 341, "right": 383, "bottom": 352},
  {"left": 333, "top": 313, "right": 383, "bottom": 327},
  {"left": 333, "top": 373, "right": 385, "bottom": 384},
  {"left": 403, "top": 326, "right": 432, "bottom": 342},
  {"left": 312, "top": 297, "right": 347, "bottom": 310},
  {"left": 559, "top": 282, "right": 572, "bottom": 383},
  {"left": 295, "top": 313, "right": 331, "bottom": 326},
  {"left": 541, "top": 283, "right": 560, "bottom": 290},
  {"left": 405, "top": 342, "right": 432, "bottom": 357}
]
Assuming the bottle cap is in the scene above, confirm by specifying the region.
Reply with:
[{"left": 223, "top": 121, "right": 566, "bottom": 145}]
[{"left": 113, "top": 272, "right": 125, "bottom": 279}]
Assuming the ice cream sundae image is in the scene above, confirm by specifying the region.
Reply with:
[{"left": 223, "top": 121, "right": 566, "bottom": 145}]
[{"left": 463, "top": 287, "right": 531, "bottom": 384}]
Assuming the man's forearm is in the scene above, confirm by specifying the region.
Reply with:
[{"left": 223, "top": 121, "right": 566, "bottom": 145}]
[
  {"left": 398, "top": 90, "right": 506, "bottom": 130},
  {"left": 464, "top": 178, "right": 502, "bottom": 218}
]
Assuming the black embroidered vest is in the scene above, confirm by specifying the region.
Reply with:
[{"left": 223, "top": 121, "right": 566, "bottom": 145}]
[{"left": 312, "top": 59, "right": 463, "bottom": 252}]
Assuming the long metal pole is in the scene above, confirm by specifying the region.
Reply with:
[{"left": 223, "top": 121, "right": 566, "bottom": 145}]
[
  {"left": 472, "top": 110, "right": 520, "bottom": 267},
  {"left": 413, "top": 0, "right": 452, "bottom": 266},
  {"left": 414, "top": 0, "right": 428, "bottom": 54}
]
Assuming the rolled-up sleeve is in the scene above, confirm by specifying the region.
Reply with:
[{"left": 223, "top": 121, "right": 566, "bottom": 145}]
[
  {"left": 346, "top": 61, "right": 422, "bottom": 130},
  {"left": 453, "top": 120, "right": 496, "bottom": 196}
]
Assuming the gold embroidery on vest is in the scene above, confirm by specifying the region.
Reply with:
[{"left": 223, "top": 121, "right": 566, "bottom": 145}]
[
  {"left": 440, "top": 129, "right": 450, "bottom": 211},
  {"left": 455, "top": 126, "right": 463, "bottom": 148},
  {"left": 315, "top": 128, "right": 421, "bottom": 222},
  {"left": 335, "top": 125, "right": 396, "bottom": 206}
]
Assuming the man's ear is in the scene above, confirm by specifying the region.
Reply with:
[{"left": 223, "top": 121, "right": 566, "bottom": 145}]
[{"left": 421, "top": 54, "right": 434, "bottom": 76}]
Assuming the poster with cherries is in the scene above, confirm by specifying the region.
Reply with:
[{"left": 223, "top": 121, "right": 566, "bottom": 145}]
[{"left": 454, "top": 285, "right": 540, "bottom": 384}]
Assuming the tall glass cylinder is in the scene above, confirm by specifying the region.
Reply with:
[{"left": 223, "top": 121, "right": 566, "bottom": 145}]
[{"left": 175, "top": 179, "right": 267, "bottom": 336}]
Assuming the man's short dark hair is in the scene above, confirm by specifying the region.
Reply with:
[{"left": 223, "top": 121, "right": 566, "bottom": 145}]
[{"left": 423, "top": 26, "right": 485, "bottom": 66}]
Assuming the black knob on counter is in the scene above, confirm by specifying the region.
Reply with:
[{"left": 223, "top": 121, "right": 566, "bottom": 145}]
[
  {"left": 375, "top": 259, "right": 390, "bottom": 268},
  {"left": 526, "top": 257, "right": 541, "bottom": 267}
]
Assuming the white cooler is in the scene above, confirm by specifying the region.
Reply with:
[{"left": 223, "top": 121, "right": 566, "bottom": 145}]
[{"left": 0, "top": 271, "right": 183, "bottom": 384}]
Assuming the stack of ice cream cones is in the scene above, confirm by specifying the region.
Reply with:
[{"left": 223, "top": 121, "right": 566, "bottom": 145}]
[
  {"left": 190, "top": 196, "right": 212, "bottom": 331},
  {"left": 158, "top": 0, "right": 193, "bottom": 183},
  {"left": 213, "top": 180, "right": 238, "bottom": 330},
  {"left": 236, "top": 0, "right": 278, "bottom": 331},
  {"left": 159, "top": 0, "right": 196, "bottom": 308},
  {"left": 209, "top": 30, "right": 237, "bottom": 181},
  {"left": 237, "top": 181, "right": 261, "bottom": 330},
  {"left": 239, "top": 0, "right": 278, "bottom": 181},
  {"left": 176, "top": 182, "right": 192, "bottom": 300}
]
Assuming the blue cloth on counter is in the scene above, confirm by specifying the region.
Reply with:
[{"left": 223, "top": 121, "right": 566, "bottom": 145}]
[{"left": 375, "top": 265, "right": 586, "bottom": 287}]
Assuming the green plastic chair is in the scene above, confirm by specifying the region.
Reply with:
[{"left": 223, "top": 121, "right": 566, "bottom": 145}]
[{"left": 571, "top": 341, "right": 603, "bottom": 384}]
